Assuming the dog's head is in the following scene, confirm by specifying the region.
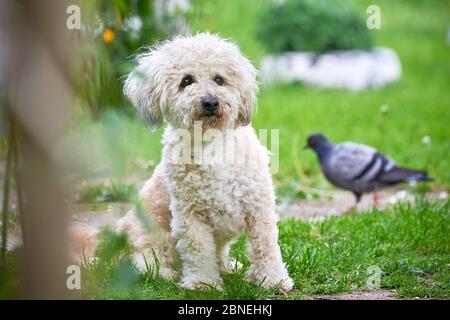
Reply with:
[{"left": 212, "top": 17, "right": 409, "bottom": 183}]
[{"left": 124, "top": 33, "right": 258, "bottom": 131}]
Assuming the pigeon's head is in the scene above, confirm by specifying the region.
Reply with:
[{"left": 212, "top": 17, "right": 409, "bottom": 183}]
[{"left": 305, "top": 133, "right": 329, "bottom": 151}]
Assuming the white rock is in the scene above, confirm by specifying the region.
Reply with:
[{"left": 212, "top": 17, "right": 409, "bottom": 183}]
[
  {"left": 388, "top": 196, "right": 398, "bottom": 205},
  {"left": 260, "top": 47, "right": 402, "bottom": 91}
]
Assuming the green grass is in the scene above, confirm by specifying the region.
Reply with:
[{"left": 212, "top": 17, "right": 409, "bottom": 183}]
[
  {"left": 3, "top": 0, "right": 446, "bottom": 300},
  {"left": 281, "top": 200, "right": 450, "bottom": 298},
  {"left": 73, "top": 200, "right": 449, "bottom": 299}
]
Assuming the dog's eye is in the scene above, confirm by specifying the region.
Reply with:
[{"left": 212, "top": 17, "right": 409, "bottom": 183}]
[
  {"left": 180, "top": 75, "right": 194, "bottom": 89},
  {"left": 214, "top": 75, "right": 224, "bottom": 86}
]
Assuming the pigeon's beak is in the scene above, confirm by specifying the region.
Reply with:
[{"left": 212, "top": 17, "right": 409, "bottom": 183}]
[{"left": 303, "top": 145, "right": 310, "bottom": 150}]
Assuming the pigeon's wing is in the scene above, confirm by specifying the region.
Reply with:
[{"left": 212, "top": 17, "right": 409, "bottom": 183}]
[{"left": 325, "top": 142, "right": 395, "bottom": 186}]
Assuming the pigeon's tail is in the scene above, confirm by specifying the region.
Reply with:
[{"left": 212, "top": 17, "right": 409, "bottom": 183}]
[{"left": 379, "top": 166, "right": 432, "bottom": 185}]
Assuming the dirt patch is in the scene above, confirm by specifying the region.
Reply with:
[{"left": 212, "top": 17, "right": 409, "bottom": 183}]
[
  {"left": 71, "top": 203, "right": 132, "bottom": 228},
  {"left": 68, "top": 187, "right": 448, "bottom": 227},
  {"left": 315, "top": 289, "right": 398, "bottom": 300},
  {"left": 278, "top": 188, "right": 448, "bottom": 222}
]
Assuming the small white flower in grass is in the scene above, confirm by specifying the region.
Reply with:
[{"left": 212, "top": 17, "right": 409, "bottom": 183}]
[
  {"left": 388, "top": 196, "right": 398, "bottom": 205},
  {"left": 439, "top": 191, "right": 448, "bottom": 200},
  {"left": 396, "top": 190, "right": 408, "bottom": 200},
  {"left": 389, "top": 190, "right": 414, "bottom": 204},
  {"left": 379, "top": 104, "right": 389, "bottom": 114},
  {"left": 422, "top": 135, "right": 431, "bottom": 145},
  {"left": 308, "top": 216, "right": 326, "bottom": 224}
]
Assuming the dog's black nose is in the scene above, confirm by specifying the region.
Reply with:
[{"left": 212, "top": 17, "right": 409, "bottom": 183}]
[{"left": 202, "top": 96, "right": 219, "bottom": 114}]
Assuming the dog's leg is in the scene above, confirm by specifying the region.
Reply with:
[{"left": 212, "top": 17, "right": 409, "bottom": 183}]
[
  {"left": 245, "top": 208, "right": 294, "bottom": 294},
  {"left": 116, "top": 211, "right": 177, "bottom": 280},
  {"left": 172, "top": 215, "right": 222, "bottom": 290},
  {"left": 130, "top": 232, "right": 178, "bottom": 280},
  {"left": 120, "top": 166, "right": 178, "bottom": 279}
]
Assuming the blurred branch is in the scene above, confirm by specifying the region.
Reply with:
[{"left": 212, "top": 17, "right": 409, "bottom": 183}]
[
  {"left": 0, "top": 111, "right": 13, "bottom": 269},
  {"left": 0, "top": 0, "right": 78, "bottom": 299}
]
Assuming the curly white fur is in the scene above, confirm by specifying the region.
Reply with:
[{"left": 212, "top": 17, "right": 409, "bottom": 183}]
[{"left": 84, "top": 33, "right": 293, "bottom": 293}]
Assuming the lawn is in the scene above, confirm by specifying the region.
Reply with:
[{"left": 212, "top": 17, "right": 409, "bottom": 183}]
[
  {"left": 2, "top": 0, "right": 449, "bottom": 299},
  {"left": 59, "top": 0, "right": 449, "bottom": 299},
  {"left": 1, "top": 200, "right": 448, "bottom": 299},
  {"left": 71, "top": 200, "right": 449, "bottom": 299}
]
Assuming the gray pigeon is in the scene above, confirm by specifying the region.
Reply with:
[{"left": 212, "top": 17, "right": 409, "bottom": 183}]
[{"left": 305, "top": 133, "right": 432, "bottom": 204}]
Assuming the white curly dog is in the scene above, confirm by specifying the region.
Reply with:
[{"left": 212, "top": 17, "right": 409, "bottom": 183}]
[{"left": 73, "top": 33, "right": 293, "bottom": 293}]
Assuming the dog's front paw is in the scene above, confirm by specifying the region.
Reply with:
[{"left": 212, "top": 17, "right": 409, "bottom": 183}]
[
  {"left": 180, "top": 276, "right": 223, "bottom": 291},
  {"left": 275, "top": 276, "right": 294, "bottom": 294},
  {"left": 246, "top": 268, "right": 294, "bottom": 294}
]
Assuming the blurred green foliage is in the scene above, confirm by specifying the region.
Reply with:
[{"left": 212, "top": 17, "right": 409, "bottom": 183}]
[
  {"left": 257, "top": 0, "right": 373, "bottom": 53},
  {"left": 76, "top": 182, "right": 138, "bottom": 203},
  {"left": 95, "top": 227, "right": 131, "bottom": 262},
  {"left": 73, "top": 0, "right": 176, "bottom": 116}
]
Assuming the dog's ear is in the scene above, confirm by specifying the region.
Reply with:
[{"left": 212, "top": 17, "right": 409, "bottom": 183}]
[
  {"left": 237, "top": 88, "right": 256, "bottom": 126},
  {"left": 236, "top": 61, "right": 258, "bottom": 127},
  {"left": 123, "top": 52, "right": 165, "bottom": 131}
]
